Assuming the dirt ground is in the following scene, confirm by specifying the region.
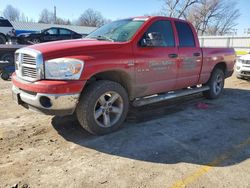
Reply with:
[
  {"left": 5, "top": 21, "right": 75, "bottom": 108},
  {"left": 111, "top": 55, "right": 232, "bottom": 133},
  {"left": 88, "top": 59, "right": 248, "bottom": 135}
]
[{"left": 0, "top": 74, "right": 250, "bottom": 188}]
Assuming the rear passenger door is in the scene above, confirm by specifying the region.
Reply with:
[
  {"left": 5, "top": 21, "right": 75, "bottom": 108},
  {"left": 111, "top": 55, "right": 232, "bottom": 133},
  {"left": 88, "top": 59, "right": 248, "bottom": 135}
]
[
  {"left": 59, "top": 28, "right": 73, "bottom": 40},
  {"left": 174, "top": 21, "right": 202, "bottom": 89}
]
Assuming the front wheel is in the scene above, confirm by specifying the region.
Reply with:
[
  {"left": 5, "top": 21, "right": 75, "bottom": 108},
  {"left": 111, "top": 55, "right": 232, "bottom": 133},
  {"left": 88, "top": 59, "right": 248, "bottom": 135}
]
[
  {"left": 203, "top": 69, "right": 225, "bottom": 99},
  {"left": 76, "top": 80, "right": 129, "bottom": 135}
]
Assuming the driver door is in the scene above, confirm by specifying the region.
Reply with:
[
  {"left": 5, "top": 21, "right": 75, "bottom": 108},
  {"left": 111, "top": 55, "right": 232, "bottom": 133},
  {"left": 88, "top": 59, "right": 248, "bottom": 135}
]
[{"left": 133, "top": 20, "right": 178, "bottom": 97}]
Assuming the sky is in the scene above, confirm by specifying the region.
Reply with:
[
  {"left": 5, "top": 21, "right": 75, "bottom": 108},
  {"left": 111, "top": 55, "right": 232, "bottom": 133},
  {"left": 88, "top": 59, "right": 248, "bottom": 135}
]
[{"left": 0, "top": 0, "right": 249, "bottom": 35}]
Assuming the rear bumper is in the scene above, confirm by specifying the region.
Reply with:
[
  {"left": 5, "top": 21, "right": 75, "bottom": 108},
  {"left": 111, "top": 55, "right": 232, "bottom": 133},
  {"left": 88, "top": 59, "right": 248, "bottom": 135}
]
[{"left": 12, "top": 74, "right": 86, "bottom": 116}]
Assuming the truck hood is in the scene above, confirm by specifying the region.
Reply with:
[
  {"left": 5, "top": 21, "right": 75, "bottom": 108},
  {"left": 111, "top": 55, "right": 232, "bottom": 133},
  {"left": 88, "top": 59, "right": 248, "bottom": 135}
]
[
  {"left": 239, "top": 54, "right": 250, "bottom": 60},
  {"left": 27, "top": 39, "right": 125, "bottom": 60}
]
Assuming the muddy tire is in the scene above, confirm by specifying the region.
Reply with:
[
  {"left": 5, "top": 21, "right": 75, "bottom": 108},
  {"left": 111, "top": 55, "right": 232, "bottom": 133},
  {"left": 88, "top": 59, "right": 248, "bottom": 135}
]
[
  {"left": 76, "top": 80, "right": 129, "bottom": 135},
  {"left": 0, "top": 35, "right": 6, "bottom": 44},
  {"left": 203, "top": 69, "right": 225, "bottom": 99}
]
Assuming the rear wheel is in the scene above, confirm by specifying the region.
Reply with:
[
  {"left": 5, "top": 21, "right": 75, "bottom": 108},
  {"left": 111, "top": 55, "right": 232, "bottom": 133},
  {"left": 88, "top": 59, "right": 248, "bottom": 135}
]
[
  {"left": 76, "top": 80, "right": 129, "bottom": 135},
  {"left": 203, "top": 69, "right": 225, "bottom": 99},
  {"left": 31, "top": 38, "right": 40, "bottom": 44}
]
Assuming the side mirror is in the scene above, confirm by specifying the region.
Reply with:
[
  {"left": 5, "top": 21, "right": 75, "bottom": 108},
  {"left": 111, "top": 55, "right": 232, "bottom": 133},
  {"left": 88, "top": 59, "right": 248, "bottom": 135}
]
[{"left": 140, "top": 32, "right": 164, "bottom": 47}]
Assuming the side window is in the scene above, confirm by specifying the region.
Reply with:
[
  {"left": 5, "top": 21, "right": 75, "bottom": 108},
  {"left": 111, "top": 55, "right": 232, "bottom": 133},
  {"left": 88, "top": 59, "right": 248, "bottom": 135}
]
[
  {"left": 60, "top": 29, "right": 72, "bottom": 35},
  {"left": 175, "top": 21, "right": 195, "bottom": 47},
  {"left": 140, "top": 20, "right": 175, "bottom": 47},
  {"left": 0, "top": 20, "right": 13, "bottom": 27},
  {"left": 46, "top": 28, "right": 58, "bottom": 35}
]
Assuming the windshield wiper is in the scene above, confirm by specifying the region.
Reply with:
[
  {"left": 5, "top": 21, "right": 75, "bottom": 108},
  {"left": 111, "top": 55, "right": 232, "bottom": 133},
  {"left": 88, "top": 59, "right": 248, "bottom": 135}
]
[{"left": 88, "top": 35, "right": 114, "bottom": 42}]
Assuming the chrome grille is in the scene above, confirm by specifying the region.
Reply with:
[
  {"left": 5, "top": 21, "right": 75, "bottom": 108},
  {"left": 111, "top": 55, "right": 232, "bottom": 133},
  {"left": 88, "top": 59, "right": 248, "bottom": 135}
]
[
  {"left": 242, "top": 60, "right": 250, "bottom": 64},
  {"left": 22, "top": 66, "right": 37, "bottom": 78},
  {"left": 22, "top": 54, "right": 36, "bottom": 65},
  {"left": 21, "top": 54, "right": 37, "bottom": 78},
  {"left": 15, "top": 48, "right": 44, "bottom": 82}
]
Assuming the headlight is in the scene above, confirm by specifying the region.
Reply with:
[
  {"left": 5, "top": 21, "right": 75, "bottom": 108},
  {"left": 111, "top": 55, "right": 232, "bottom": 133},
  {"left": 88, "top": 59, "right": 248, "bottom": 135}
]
[
  {"left": 45, "top": 58, "right": 84, "bottom": 80},
  {"left": 236, "top": 59, "right": 242, "bottom": 64}
]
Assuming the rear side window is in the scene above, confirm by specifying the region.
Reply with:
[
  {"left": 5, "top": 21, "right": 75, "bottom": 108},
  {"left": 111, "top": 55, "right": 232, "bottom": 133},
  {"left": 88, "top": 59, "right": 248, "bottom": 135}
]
[
  {"left": 0, "top": 19, "right": 13, "bottom": 27},
  {"left": 60, "top": 29, "right": 72, "bottom": 35},
  {"left": 175, "top": 21, "right": 195, "bottom": 47},
  {"left": 142, "top": 20, "right": 175, "bottom": 47}
]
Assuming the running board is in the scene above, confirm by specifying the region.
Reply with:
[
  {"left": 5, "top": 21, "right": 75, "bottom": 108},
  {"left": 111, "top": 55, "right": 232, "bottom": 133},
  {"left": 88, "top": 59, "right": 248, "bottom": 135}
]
[{"left": 132, "top": 86, "right": 210, "bottom": 107}]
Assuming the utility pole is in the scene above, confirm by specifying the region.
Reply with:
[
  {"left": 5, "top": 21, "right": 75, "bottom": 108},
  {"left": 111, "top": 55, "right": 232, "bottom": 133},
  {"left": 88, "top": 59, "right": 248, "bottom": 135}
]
[{"left": 54, "top": 6, "right": 57, "bottom": 24}]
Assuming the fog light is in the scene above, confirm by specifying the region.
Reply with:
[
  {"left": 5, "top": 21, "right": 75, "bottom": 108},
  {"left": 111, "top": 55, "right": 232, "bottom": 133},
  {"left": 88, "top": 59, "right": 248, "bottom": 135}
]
[
  {"left": 39, "top": 96, "right": 52, "bottom": 108},
  {"left": 236, "top": 66, "right": 241, "bottom": 70}
]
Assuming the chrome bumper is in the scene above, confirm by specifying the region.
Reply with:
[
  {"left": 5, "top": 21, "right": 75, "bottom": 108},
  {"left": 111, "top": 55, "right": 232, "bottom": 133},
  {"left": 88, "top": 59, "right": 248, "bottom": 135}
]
[{"left": 12, "top": 85, "right": 80, "bottom": 116}]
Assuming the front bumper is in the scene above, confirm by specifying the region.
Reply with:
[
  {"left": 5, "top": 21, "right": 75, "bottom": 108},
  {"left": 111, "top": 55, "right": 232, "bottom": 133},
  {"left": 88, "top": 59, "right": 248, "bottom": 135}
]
[
  {"left": 235, "top": 64, "right": 250, "bottom": 77},
  {"left": 12, "top": 74, "right": 86, "bottom": 116},
  {"left": 12, "top": 85, "right": 80, "bottom": 116}
]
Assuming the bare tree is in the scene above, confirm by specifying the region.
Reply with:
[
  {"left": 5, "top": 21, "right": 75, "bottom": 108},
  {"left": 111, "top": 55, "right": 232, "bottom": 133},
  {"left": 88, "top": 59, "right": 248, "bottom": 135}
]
[
  {"left": 187, "top": 0, "right": 240, "bottom": 35},
  {"left": 160, "top": 0, "right": 240, "bottom": 35},
  {"left": 208, "top": 1, "right": 240, "bottom": 35},
  {"left": 3, "top": 5, "right": 20, "bottom": 21},
  {"left": 38, "top": 9, "right": 71, "bottom": 25},
  {"left": 77, "top": 9, "right": 107, "bottom": 27},
  {"left": 38, "top": 9, "right": 54, "bottom": 23},
  {"left": 161, "top": 0, "right": 200, "bottom": 18}
]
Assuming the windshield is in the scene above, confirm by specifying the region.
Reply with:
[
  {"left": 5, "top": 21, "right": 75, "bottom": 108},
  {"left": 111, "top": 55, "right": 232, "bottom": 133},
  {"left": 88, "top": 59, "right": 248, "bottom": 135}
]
[{"left": 86, "top": 19, "right": 145, "bottom": 42}]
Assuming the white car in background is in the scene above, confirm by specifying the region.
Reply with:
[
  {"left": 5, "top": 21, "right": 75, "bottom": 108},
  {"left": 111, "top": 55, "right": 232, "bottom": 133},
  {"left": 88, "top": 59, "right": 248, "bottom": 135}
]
[
  {"left": 0, "top": 17, "right": 15, "bottom": 44},
  {"left": 235, "top": 54, "right": 250, "bottom": 79}
]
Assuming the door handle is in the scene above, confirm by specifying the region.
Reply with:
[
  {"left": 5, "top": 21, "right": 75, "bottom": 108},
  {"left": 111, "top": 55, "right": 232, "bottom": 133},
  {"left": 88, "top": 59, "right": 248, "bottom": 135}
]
[
  {"left": 168, "top": 53, "right": 178, "bottom": 58},
  {"left": 193, "top": 52, "right": 201, "bottom": 57}
]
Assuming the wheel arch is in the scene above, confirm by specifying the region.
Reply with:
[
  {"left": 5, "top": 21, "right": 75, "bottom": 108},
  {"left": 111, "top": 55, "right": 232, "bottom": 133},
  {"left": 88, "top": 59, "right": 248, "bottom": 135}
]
[
  {"left": 85, "top": 70, "right": 134, "bottom": 100},
  {"left": 212, "top": 62, "right": 227, "bottom": 75}
]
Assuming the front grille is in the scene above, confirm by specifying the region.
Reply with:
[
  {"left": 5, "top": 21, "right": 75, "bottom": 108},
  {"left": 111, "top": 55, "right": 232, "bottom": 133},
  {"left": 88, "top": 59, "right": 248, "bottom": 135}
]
[
  {"left": 242, "top": 60, "right": 250, "bottom": 64},
  {"left": 21, "top": 54, "right": 37, "bottom": 79},
  {"left": 241, "top": 71, "right": 250, "bottom": 76},
  {"left": 22, "top": 66, "right": 37, "bottom": 78},
  {"left": 15, "top": 49, "right": 43, "bottom": 82},
  {"left": 22, "top": 54, "right": 36, "bottom": 65}
]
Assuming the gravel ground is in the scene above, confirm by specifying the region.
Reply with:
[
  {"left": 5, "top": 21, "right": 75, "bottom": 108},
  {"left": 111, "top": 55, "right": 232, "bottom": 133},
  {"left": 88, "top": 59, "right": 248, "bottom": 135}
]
[{"left": 0, "top": 75, "right": 250, "bottom": 188}]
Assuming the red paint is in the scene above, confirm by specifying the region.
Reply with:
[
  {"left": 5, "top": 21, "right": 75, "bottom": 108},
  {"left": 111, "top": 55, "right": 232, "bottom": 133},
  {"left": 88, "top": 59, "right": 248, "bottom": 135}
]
[
  {"left": 12, "top": 16, "right": 235, "bottom": 99},
  {"left": 12, "top": 73, "right": 85, "bottom": 94}
]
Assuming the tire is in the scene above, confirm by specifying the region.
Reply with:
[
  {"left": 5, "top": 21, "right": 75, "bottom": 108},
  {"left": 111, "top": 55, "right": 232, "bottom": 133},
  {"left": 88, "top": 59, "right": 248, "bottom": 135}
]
[
  {"left": 0, "top": 35, "right": 6, "bottom": 44},
  {"left": 203, "top": 68, "right": 225, "bottom": 99},
  {"left": 76, "top": 80, "right": 129, "bottom": 135},
  {"left": 31, "top": 38, "right": 40, "bottom": 44},
  {"left": 1, "top": 72, "right": 10, "bottom": 80}
]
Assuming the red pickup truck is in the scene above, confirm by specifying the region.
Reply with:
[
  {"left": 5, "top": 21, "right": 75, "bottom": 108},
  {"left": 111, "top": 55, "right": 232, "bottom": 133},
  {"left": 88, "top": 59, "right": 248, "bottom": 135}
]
[{"left": 12, "top": 16, "right": 235, "bottom": 135}]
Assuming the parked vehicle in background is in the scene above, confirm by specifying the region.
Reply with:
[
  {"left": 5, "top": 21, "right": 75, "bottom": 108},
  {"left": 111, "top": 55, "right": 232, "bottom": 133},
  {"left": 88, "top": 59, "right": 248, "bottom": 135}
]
[
  {"left": 0, "top": 17, "right": 15, "bottom": 44},
  {"left": 12, "top": 16, "right": 235, "bottom": 135},
  {"left": 235, "top": 54, "right": 250, "bottom": 79},
  {"left": 0, "top": 44, "right": 27, "bottom": 80},
  {"left": 17, "top": 27, "right": 83, "bottom": 44}
]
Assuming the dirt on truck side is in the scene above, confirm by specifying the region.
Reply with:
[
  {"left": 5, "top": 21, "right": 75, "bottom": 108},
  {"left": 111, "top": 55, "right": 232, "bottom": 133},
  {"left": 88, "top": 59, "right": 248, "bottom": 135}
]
[{"left": 1, "top": 74, "right": 250, "bottom": 188}]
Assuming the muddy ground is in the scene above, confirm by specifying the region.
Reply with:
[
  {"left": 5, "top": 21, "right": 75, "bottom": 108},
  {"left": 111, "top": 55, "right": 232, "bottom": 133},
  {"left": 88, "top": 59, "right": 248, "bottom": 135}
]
[{"left": 0, "top": 75, "right": 250, "bottom": 188}]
